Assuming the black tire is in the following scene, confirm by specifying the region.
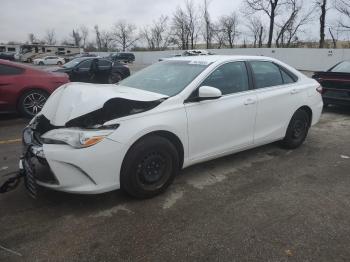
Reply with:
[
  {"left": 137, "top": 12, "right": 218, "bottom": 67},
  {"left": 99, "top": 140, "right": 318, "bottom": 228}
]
[
  {"left": 27, "top": 58, "right": 32, "bottom": 63},
  {"left": 18, "top": 90, "right": 49, "bottom": 118},
  {"left": 57, "top": 61, "right": 63, "bottom": 66},
  {"left": 39, "top": 61, "right": 44, "bottom": 65},
  {"left": 120, "top": 135, "right": 179, "bottom": 199},
  {"left": 281, "top": 109, "right": 310, "bottom": 149}
]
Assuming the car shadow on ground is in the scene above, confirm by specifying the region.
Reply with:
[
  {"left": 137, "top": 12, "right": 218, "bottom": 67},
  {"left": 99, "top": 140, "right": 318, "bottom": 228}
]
[
  {"left": 323, "top": 105, "right": 350, "bottom": 115},
  {"left": 5, "top": 141, "right": 281, "bottom": 217}
]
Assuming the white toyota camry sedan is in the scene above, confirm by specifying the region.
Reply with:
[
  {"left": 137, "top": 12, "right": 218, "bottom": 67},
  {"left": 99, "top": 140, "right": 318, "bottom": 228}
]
[{"left": 21, "top": 55, "right": 323, "bottom": 198}]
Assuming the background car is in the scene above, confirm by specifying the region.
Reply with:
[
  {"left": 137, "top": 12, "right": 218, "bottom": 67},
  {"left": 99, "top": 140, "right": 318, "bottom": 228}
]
[
  {"left": 312, "top": 60, "right": 350, "bottom": 107},
  {"left": 33, "top": 56, "right": 65, "bottom": 66},
  {"left": 0, "top": 59, "right": 69, "bottom": 118},
  {"left": 55, "top": 57, "right": 130, "bottom": 83},
  {"left": 108, "top": 52, "right": 135, "bottom": 63},
  {"left": 0, "top": 51, "right": 16, "bottom": 61}
]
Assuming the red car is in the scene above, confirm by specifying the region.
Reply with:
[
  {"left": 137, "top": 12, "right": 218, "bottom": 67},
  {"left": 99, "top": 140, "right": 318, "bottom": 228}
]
[{"left": 0, "top": 59, "right": 69, "bottom": 118}]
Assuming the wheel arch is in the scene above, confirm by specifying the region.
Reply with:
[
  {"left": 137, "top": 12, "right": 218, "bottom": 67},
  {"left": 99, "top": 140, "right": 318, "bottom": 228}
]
[
  {"left": 297, "top": 105, "right": 313, "bottom": 126},
  {"left": 122, "top": 130, "right": 185, "bottom": 171}
]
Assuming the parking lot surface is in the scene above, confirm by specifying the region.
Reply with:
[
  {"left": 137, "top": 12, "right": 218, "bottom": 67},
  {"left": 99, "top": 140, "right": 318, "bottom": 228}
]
[{"left": 0, "top": 106, "right": 349, "bottom": 261}]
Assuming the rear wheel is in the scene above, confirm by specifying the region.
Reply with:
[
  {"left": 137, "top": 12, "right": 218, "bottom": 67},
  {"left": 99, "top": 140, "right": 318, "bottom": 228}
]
[
  {"left": 281, "top": 109, "right": 310, "bottom": 149},
  {"left": 27, "top": 58, "right": 32, "bottom": 63},
  {"left": 39, "top": 61, "right": 44, "bottom": 65},
  {"left": 18, "top": 90, "right": 49, "bottom": 118},
  {"left": 57, "top": 61, "right": 63, "bottom": 66},
  {"left": 120, "top": 135, "right": 179, "bottom": 199}
]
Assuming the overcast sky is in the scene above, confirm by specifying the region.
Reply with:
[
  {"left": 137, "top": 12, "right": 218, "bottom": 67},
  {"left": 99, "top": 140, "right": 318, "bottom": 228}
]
[{"left": 0, "top": 0, "right": 344, "bottom": 44}]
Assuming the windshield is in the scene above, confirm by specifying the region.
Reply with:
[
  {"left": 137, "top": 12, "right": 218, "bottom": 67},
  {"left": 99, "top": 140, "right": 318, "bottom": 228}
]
[
  {"left": 119, "top": 61, "right": 209, "bottom": 96},
  {"left": 330, "top": 61, "right": 350, "bottom": 73},
  {"left": 63, "top": 58, "right": 91, "bottom": 68}
]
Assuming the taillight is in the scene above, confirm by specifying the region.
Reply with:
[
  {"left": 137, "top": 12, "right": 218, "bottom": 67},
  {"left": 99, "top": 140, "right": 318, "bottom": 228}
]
[{"left": 316, "top": 85, "right": 324, "bottom": 94}]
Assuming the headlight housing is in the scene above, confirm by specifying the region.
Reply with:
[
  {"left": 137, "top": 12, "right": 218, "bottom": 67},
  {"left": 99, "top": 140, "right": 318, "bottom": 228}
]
[{"left": 41, "top": 128, "right": 116, "bottom": 148}]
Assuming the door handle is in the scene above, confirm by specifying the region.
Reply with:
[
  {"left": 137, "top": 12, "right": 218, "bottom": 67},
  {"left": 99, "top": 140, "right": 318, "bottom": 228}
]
[
  {"left": 290, "top": 89, "right": 299, "bottom": 94},
  {"left": 244, "top": 98, "right": 256, "bottom": 105}
]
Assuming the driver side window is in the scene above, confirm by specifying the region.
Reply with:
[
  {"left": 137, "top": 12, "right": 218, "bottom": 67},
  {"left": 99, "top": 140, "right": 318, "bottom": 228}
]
[{"left": 201, "top": 62, "right": 249, "bottom": 95}]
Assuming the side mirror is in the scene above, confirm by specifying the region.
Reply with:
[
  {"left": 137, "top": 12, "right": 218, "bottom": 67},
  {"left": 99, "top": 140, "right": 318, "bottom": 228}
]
[{"left": 198, "top": 86, "right": 222, "bottom": 100}]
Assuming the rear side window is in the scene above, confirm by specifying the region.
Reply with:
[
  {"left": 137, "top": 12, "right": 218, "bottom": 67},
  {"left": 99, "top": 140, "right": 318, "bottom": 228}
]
[
  {"left": 250, "top": 61, "right": 283, "bottom": 88},
  {"left": 0, "top": 64, "right": 24, "bottom": 75},
  {"left": 280, "top": 69, "right": 295, "bottom": 84},
  {"left": 250, "top": 61, "right": 297, "bottom": 88}
]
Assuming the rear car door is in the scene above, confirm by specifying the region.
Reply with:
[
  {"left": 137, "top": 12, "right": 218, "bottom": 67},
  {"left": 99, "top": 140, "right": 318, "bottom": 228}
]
[
  {"left": 185, "top": 61, "right": 257, "bottom": 162},
  {"left": 249, "top": 60, "right": 302, "bottom": 144},
  {"left": 0, "top": 64, "right": 24, "bottom": 111}
]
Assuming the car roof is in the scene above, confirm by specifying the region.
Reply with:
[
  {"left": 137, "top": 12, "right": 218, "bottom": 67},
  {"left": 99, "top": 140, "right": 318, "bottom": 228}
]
[{"left": 167, "top": 55, "right": 279, "bottom": 63}]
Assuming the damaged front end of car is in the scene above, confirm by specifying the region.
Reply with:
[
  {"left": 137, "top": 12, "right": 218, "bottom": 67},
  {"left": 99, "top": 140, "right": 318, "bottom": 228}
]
[{"left": 1, "top": 84, "right": 168, "bottom": 198}]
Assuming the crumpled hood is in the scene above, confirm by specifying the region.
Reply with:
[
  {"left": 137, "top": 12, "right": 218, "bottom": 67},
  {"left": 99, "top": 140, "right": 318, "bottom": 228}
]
[{"left": 41, "top": 82, "right": 168, "bottom": 127}]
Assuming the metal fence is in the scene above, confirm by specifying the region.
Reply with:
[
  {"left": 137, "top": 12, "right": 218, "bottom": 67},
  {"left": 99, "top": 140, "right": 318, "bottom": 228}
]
[{"left": 93, "top": 48, "right": 350, "bottom": 72}]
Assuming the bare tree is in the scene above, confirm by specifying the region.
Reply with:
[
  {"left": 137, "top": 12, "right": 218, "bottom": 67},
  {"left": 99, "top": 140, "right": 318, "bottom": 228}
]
[
  {"left": 94, "top": 25, "right": 102, "bottom": 50},
  {"left": 113, "top": 21, "right": 139, "bottom": 51},
  {"left": 142, "top": 16, "right": 170, "bottom": 50},
  {"left": 218, "top": 12, "right": 240, "bottom": 48},
  {"left": 71, "top": 29, "right": 82, "bottom": 47},
  {"left": 185, "top": 0, "right": 199, "bottom": 49},
  {"left": 244, "top": 0, "right": 286, "bottom": 47},
  {"left": 80, "top": 25, "right": 89, "bottom": 48},
  {"left": 212, "top": 23, "right": 226, "bottom": 48},
  {"left": 316, "top": 0, "right": 328, "bottom": 48},
  {"left": 44, "top": 29, "right": 57, "bottom": 45},
  {"left": 203, "top": 0, "right": 213, "bottom": 49},
  {"left": 334, "top": 0, "right": 350, "bottom": 29},
  {"left": 28, "top": 33, "right": 36, "bottom": 44},
  {"left": 247, "top": 17, "right": 266, "bottom": 47},
  {"left": 100, "top": 31, "right": 114, "bottom": 51},
  {"left": 172, "top": 7, "right": 190, "bottom": 49},
  {"left": 275, "top": 0, "right": 314, "bottom": 47}
]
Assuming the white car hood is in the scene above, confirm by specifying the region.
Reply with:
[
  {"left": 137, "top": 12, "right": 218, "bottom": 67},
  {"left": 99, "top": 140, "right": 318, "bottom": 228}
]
[{"left": 41, "top": 82, "right": 168, "bottom": 126}]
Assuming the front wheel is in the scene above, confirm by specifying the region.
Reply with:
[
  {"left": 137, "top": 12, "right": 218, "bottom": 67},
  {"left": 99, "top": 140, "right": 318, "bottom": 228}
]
[
  {"left": 281, "top": 109, "right": 310, "bottom": 149},
  {"left": 57, "top": 61, "right": 63, "bottom": 66},
  {"left": 18, "top": 90, "right": 49, "bottom": 118},
  {"left": 120, "top": 135, "right": 179, "bottom": 199}
]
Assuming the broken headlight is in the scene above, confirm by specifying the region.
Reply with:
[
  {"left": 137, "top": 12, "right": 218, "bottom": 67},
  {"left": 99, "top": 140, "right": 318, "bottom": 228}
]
[{"left": 41, "top": 128, "right": 116, "bottom": 148}]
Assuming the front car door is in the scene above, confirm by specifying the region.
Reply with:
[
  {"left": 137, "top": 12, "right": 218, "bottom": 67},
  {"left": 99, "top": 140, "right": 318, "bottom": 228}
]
[
  {"left": 249, "top": 60, "right": 302, "bottom": 144},
  {"left": 71, "top": 59, "right": 93, "bottom": 82},
  {"left": 96, "top": 59, "right": 112, "bottom": 83},
  {"left": 185, "top": 61, "right": 257, "bottom": 163}
]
